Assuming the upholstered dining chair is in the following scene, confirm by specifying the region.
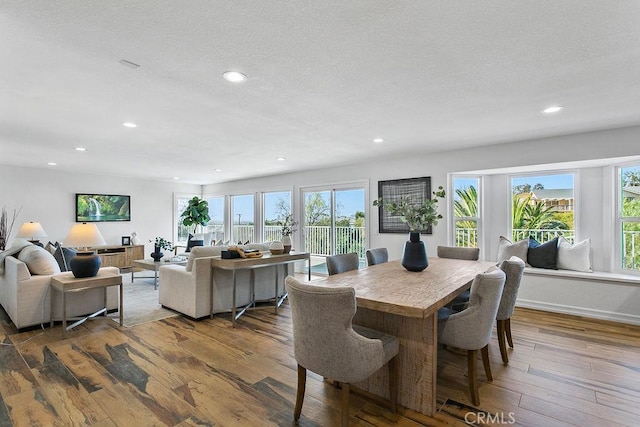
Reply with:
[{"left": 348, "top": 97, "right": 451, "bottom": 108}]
[
  {"left": 438, "top": 267, "right": 506, "bottom": 406},
  {"left": 437, "top": 245, "right": 480, "bottom": 261},
  {"left": 366, "top": 248, "right": 389, "bottom": 266},
  {"left": 496, "top": 256, "right": 526, "bottom": 364},
  {"left": 285, "top": 276, "right": 399, "bottom": 426},
  {"left": 326, "top": 252, "right": 359, "bottom": 275}
]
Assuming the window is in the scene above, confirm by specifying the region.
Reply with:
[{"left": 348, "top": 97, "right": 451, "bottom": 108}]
[
  {"left": 263, "top": 191, "right": 292, "bottom": 242},
  {"left": 510, "top": 173, "right": 575, "bottom": 243},
  {"left": 174, "top": 193, "right": 198, "bottom": 245},
  {"left": 619, "top": 165, "right": 640, "bottom": 272},
  {"left": 231, "top": 194, "right": 255, "bottom": 244},
  {"left": 205, "top": 196, "right": 225, "bottom": 244},
  {"left": 452, "top": 177, "right": 480, "bottom": 248}
]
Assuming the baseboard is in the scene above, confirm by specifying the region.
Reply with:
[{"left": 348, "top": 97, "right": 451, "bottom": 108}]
[{"left": 516, "top": 299, "right": 640, "bottom": 326}]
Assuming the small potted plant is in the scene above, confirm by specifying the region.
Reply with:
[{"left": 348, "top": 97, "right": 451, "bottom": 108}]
[
  {"left": 373, "top": 186, "right": 445, "bottom": 271},
  {"left": 279, "top": 214, "right": 298, "bottom": 253},
  {"left": 151, "top": 237, "right": 173, "bottom": 261}
]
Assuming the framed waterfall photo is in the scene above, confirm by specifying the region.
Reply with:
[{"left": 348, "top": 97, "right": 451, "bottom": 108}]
[
  {"left": 76, "top": 194, "right": 131, "bottom": 222},
  {"left": 377, "top": 176, "right": 433, "bottom": 234}
]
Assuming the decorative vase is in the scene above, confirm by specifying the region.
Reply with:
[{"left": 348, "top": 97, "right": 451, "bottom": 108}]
[
  {"left": 151, "top": 245, "right": 164, "bottom": 261},
  {"left": 282, "top": 235, "right": 292, "bottom": 253},
  {"left": 402, "top": 232, "right": 428, "bottom": 272},
  {"left": 269, "top": 241, "right": 285, "bottom": 255}
]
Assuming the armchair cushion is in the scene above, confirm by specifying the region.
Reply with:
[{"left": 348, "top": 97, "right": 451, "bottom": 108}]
[{"left": 185, "top": 245, "right": 226, "bottom": 272}]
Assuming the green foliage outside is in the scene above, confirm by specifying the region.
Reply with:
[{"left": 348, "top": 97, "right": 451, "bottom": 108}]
[{"left": 622, "top": 168, "right": 640, "bottom": 269}]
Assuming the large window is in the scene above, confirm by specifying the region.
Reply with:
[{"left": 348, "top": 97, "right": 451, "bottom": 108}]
[
  {"left": 452, "top": 177, "right": 480, "bottom": 248},
  {"left": 619, "top": 165, "right": 640, "bottom": 272},
  {"left": 174, "top": 193, "right": 198, "bottom": 245},
  {"left": 231, "top": 194, "right": 254, "bottom": 244},
  {"left": 510, "top": 173, "right": 575, "bottom": 243},
  {"left": 263, "top": 191, "right": 292, "bottom": 242},
  {"left": 205, "top": 196, "right": 225, "bottom": 244}
]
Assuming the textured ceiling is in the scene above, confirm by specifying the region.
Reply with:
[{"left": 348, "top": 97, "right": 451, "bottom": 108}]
[{"left": 2, "top": 1, "right": 640, "bottom": 184}]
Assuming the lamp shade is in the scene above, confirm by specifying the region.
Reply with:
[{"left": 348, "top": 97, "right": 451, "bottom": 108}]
[
  {"left": 16, "top": 222, "right": 47, "bottom": 239},
  {"left": 64, "top": 223, "right": 106, "bottom": 248}
]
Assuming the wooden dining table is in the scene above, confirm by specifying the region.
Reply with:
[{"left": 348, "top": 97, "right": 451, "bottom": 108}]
[{"left": 314, "top": 257, "right": 497, "bottom": 416}]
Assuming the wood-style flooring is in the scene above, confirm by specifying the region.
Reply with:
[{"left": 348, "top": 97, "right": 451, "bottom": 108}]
[{"left": 1, "top": 297, "right": 639, "bottom": 426}]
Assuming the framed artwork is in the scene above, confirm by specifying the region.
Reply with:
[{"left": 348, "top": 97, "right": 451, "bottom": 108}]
[
  {"left": 377, "top": 176, "right": 433, "bottom": 234},
  {"left": 121, "top": 236, "right": 131, "bottom": 246}
]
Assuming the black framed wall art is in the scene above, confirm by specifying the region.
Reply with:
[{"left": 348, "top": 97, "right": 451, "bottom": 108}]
[{"left": 377, "top": 176, "right": 433, "bottom": 234}]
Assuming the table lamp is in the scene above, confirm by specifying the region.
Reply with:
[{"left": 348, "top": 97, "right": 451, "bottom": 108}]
[
  {"left": 16, "top": 221, "right": 47, "bottom": 245},
  {"left": 64, "top": 223, "right": 106, "bottom": 278}
]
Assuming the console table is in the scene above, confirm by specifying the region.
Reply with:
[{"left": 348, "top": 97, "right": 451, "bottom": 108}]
[
  {"left": 90, "top": 245, "right": 145, "bottom": 271},
  {"left": 210, "top": 252, "right": 311, "bottom": 325},
  {"left": 50, "top": 270, "right": 123, "bottom": 334}
]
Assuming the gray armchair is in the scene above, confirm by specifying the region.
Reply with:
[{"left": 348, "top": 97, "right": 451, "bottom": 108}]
[
  {"left": 326, "top": 252, "right": 359, "bottom": 275},
  {"left": 285, "top": 276, "right": 398, "bottom": 426},
  {"left": 366, "top": 248, "right": 389, "bottom": 266},
  {"left": 496, "top": 256, "right": 525, "bottom": 364},
  {"left": 438, "top": 267, "right": 506, "bottom": 406}
]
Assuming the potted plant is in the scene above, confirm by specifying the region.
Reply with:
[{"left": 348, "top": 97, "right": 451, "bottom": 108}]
[
  {"left": 180, "top": 196, "right": 211, "bottom": 234},
  {"left": 279, "top": 214, "right": 298, "bottom": 253},
  {"left": 0, "top": 206, "right": 21, "bottom": 251},
  {"left": 151, "top": 237, "right": 173, "bottom": 261},
  {"left": 373, "top": 186, "right": 445, "bottom": 271}
]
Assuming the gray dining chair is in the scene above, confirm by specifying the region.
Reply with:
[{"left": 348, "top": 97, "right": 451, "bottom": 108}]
[
  {"left": 437, "top": 245, "right": 480, "bottom": 261},
  {"left": 496, "top": 256, "right": 526, "bottom": 364},
  {"left": 438, "top": 267, "right": 506, "bottom": 406},
  {"left": 326, "top": 252, "right": 359, "bottom": 275},
  {"left": 366, "top": 248, "right": 389, "bottom": 266},
  {"left": 285, "top": 276, "right": 399, "bottom": 426}
]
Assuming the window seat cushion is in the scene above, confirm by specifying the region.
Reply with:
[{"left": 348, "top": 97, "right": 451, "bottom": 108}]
[{"left": 523, "top": 266, "right": 640, "bottom": 285}]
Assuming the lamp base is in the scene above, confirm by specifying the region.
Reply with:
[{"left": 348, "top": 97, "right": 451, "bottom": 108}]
[{"left": 69, "top": 252, "right": 102, "bottom": 278}]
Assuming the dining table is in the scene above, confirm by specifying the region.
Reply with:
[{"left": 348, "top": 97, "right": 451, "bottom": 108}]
[{"left": 314, "top": 257, "right": 497, "bottom": 416}]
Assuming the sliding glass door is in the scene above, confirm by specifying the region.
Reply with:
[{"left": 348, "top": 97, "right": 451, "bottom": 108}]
[{"left": 302, "top": 185, "right": 366, "bottom": 274}]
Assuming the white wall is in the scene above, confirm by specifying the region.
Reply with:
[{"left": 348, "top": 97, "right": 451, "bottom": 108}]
[
  {"left": 205, "top": 125, "right": 640, "bottom": 266},
  {"left": 0, "top": 165, "right": 200, "bottom": 255}
]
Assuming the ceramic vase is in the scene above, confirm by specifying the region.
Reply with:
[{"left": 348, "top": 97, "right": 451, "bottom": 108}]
[
  {"left": 402, "top": 232, "right": 428, "bottom": 272},
  {"left": 151, "top": 245, "right": 164, "bottom": 261},
  {"left": 282, "top": 235, "right": 292, "bottom": 253}
]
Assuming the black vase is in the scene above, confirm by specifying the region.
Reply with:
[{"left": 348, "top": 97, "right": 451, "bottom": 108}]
[
  {"left": 151, "top": 245, "right": 164, "bottom": 262},
  {"left": 402, "top": 232, "right": 428, "bottom": 272}
]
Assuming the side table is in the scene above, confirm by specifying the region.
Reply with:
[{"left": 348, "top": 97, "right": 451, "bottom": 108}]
[{"left": 50, "top": 270, "right": 123, "bottom": 334}]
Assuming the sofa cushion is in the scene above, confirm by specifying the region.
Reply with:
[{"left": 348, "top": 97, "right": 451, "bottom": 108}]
[
  {"left": 557, "top": 237, "right": 592, "bottom": 272},
  {"left": 17, "top": 245, "right": 61, "bottom": 275},
  {"left": 186, "top": 246, "right": 226, "bottom": 272},
  {"left": 527, "top": 237, "right": 558, "bottom": 269},
  {"left": 53, "top": 244, "right": 77, "bottom": 272},
  {"left": 497, "top": 236, "right": 528, "bottom": 264}
]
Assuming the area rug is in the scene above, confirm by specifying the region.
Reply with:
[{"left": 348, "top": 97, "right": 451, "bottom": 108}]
[{"left": 108, "top": 274, "right": 178, "bottom": 328}]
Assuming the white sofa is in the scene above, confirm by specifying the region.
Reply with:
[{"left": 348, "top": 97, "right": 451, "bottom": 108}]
[
  {"left": 0, "top": 255, "right": 119, "bottom": 329},
  {"left": 158, "top": 244, "right": 291, "bottom": 319}
]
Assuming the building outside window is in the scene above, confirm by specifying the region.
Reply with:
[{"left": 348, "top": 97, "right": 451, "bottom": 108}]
[
  {"left": 510, "top": 173, "right": 575, "bottom": 243},
  {"left": 619, "top": 165, "right": 640, "bottom": 272}
]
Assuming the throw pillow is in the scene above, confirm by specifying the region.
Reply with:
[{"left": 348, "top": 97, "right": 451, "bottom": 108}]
[
  {"left": 17, "top": 245, "right": 61, "bottom": 275},
  {"left": 527, "top": 237, "right": 558, "bottom": 269},
  {"left": 557, "top": 237, "right": 592, "bottom": 272},
  {"left": 53, "top": 244, "right": 77, "bottom": 272},
  {"left": 496, "top": 236, "right": 528, "bottom": 264}
]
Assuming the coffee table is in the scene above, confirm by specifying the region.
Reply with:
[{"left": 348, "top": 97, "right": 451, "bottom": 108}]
[{"left": 132, "top": 258, "right": 188, "bottom": 290}]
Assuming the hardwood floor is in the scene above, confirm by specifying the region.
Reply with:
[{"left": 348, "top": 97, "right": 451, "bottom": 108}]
[{"left": 1, "top": 299, "right": 639, "bottom": 426}]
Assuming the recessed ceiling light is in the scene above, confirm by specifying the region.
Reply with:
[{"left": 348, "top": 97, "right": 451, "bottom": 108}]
[
  {"left": 214, "top": 168, "right": 222, "bottom": 172},
  {"left": 223, "top": 71, "right": 247, "bottom": 83},
  {"left": 373, "top": 138, "right": 384, "bottom": 143},
  {"left": 75, "top": 147, "right": 87, "bottom": 152},
  {"left": 542, "top": 106, "right": 564, "bottom": 114},
  {"left": 172, "top": 177, "right": 180, "bottom": 180},
  {"left": 122, "top": 122, "right": 137, "bottom": 128},
  {"left": 47, "top": 162, "right": 57, "bottom": 166},
  {"left": 276, "top": 157, "right": 287, "bottom": 161}
]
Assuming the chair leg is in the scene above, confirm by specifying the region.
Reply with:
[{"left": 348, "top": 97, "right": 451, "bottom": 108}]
[
  {"left": 497, "top": 319, "right": 509, "bottom": 364},
  {"left": 505, "top": 318, "right": 514, "bottom": 348},
  {"left": 467, "top": 349, "right": 480, "bottom": 406},
  {"left": 294, "top": 365, "right": 306, "bottom": 420},
  {"left": 341, "top": 382, "right": 350, "bottom": 427},
  {"left": 388, "top": 357, "right": 398, "bottom": 413},
  {"left": 481, "top": 344, "right": 493, "bottom": 382}
]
